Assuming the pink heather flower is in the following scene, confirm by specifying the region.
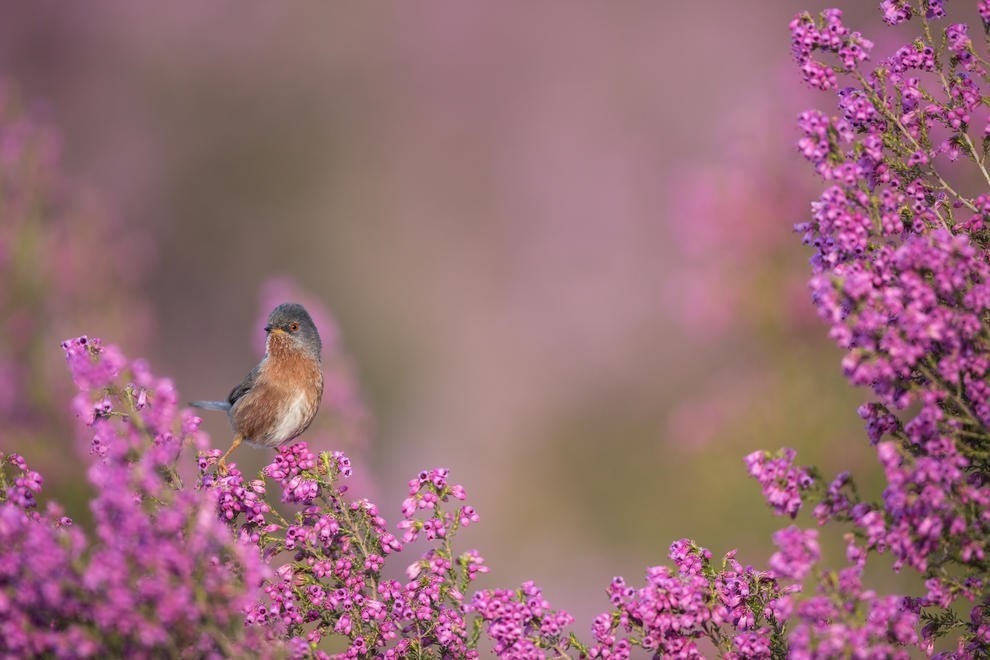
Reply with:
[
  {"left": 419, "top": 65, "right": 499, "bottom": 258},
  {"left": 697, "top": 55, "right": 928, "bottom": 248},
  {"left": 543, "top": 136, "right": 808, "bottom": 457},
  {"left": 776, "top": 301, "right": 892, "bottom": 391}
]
[
  {"left": 769, "top": 526, "right": 820, "bottom": 580},
  {"left": 801, "top": 60, "right": 838, "bottom": 91},
  {"left": 263, "top": 442, "right": 320, "bottom": 504},
  {"left": 592, "top": 541, "right": 787, "bottom": 658},
  {"left": 0, "top": 340, "right": 268, "bottom": 657},
  {"left": 60, "top": 336, "right": 127, "bottom": 392},
  {"left": 785, "top": 4, "right": 990, "bottom": 653},
  {"left": 745, "top": 448, "right": 813, "bottom": 518},
  {"left": 471, "top": 582, "right": 574, "bottom": 657},
  {"left": 880, "top": 0, "right": 912, "bottom": 25}
]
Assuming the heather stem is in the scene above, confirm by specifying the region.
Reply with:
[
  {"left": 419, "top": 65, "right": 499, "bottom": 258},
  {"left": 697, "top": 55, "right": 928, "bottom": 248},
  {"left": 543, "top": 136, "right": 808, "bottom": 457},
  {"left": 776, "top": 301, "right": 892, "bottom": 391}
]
[
  {"left": 332, "top": 487, "right": 378, "bottom": 596},
  {"left": 121, "top": 385, "right": 184, "bottom": 489},
  {"left": 919, "top": 11, "right": 990, "bottom": 191},
  {"left": 854, "top": 71, "right": 978, "bottom": 215},
  {"left": 917, "top": 360, "right": 987, "bottom": 433}
]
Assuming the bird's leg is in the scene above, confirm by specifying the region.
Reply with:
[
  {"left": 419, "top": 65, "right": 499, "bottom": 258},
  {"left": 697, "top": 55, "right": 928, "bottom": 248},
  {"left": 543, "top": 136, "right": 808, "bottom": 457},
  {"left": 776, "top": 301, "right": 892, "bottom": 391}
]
[{"left": 217, "top": 433, "right": 243, "bottom": 475}]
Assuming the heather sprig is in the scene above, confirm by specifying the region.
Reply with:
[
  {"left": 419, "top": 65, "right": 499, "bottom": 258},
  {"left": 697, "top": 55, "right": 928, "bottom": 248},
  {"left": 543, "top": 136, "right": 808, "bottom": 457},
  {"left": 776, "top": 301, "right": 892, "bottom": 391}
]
[
  {"left": 202, "top": 445, "right": 501, "bottom": 657},
  {"left": 770, "top": 1, "right": 990, "bottom": 655},
  {"left": 0, "top": 337, "right": 269, "bottom": 658},
  {"left": 585, "top": 540, "right": 790, "bottom": 660},
  {"left": 786, "top": 566, "right": 921, "bottom": 658},
  {"left": 470, "top": 582, "right": 575, "bottom": 658},
  {"left": 744, "top": 448, "right": 817, "bottom": 519}
]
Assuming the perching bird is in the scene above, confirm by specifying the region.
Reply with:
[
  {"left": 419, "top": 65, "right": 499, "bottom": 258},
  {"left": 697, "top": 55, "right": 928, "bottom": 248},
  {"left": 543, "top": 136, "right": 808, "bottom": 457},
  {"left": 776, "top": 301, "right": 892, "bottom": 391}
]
[{"left": 191, "top": 302, "right": 324, "bottom": 473}]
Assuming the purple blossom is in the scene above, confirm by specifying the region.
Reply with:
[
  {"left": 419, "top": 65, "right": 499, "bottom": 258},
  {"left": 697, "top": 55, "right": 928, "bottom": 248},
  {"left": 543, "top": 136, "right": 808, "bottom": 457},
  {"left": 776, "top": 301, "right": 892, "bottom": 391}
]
[
  {"left": 788, "top": 575, "right": 920, "bottom": 657},
  {"left": 790, "top": 9, "right": 873, "bottom": 90},
  {"left": 263, "top": 441, "right": 320, "bottom": 504},
  {"left": 0, "top": 341, "right": 268, "bottom": 657},
  {"left": 744, "top": 448, "right": 814, "bottom": 517},
  {"left": 812, "top": 470, "right": 854, "bottom": 524},
  {"left": 589, "top": 540, "right": 786, "bottom": 658},
  {"left": 880, "top": 0, "right": 912, "bottom": 25},
  {"left": 471, "top": 582, "right": 574, "bottom": 658},
  {"left": 769, "top": 526, "right": 820, "bottom": 580},
  {"left": 785, "top": 4, "right": 990, "bottom": 655}
]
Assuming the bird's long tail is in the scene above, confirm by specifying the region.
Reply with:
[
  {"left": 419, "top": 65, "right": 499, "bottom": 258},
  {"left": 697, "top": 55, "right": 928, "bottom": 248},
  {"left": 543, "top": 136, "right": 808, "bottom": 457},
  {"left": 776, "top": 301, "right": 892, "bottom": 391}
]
[{"left": 189, "top": 400, "right": 232, "bottom": 411}]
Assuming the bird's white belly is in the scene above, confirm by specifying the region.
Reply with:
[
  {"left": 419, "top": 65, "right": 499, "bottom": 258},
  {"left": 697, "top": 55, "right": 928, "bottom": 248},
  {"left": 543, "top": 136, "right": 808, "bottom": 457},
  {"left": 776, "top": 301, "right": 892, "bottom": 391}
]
[{"left": 270, "top": 391, "right": 310, "bottom": 444}]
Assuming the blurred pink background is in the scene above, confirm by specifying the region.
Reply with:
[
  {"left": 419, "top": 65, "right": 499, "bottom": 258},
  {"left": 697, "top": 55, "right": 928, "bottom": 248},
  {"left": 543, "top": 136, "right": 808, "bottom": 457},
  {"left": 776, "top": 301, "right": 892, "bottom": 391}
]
[{"left": 0, "top": 1, "right": 906, "bottom": 630}]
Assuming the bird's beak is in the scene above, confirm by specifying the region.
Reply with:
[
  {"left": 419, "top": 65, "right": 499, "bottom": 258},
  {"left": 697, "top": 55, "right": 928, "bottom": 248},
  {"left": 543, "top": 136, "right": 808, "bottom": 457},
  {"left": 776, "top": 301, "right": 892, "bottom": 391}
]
[{"left": 268, "top": 327, "right": 287, "bottom": 336}]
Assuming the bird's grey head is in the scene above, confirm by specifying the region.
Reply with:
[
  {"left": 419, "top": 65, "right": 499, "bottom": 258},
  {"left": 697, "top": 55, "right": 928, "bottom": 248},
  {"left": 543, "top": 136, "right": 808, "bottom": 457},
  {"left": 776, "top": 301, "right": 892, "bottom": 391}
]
[{"left": 265, "top": 302, "right": 322, "bottom": 358}]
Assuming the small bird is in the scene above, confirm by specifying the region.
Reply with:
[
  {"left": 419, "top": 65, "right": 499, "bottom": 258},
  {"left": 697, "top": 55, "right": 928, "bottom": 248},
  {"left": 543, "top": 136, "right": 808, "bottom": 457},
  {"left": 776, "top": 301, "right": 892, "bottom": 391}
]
[{"left": 191, "top": 302, "right": 324, "bottom": 473}]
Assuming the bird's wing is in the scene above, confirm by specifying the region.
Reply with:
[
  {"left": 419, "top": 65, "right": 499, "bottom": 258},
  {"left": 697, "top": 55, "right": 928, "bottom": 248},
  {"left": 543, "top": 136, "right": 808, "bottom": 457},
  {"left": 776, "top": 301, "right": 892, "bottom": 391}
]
[{"left": 227, "top": 363, "right": 262, "bottom": 406}]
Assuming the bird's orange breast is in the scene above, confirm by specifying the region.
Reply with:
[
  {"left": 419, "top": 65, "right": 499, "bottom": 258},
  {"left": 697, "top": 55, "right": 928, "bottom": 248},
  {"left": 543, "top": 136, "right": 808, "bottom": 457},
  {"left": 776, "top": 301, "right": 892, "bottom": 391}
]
[{"left": 231, "top": 345, "right": 323, "bottom": 447}]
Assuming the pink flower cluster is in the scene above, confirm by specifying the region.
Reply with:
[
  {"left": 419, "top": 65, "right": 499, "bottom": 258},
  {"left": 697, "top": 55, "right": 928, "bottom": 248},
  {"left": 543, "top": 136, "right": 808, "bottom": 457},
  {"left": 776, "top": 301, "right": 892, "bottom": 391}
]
[
  {"left": 744, "top": 448, "right": 815, "bottom": 518},
  {"left": 772, "top": 3, "right": 990, "bottom": 655},
  {"left": 0, "top": 337, "right": 267, "bottom": 657},
  {"left": 587, "top": 540, "right": 788, "bottom": 659},
  {"left": 470, "top": 582, "right": 574, "bottom": 658},
  {"left": 790, "top": 8, "right": 873, "bottom": 90},
  {"left": 201, "top": 434, "right": 505, "bottom": 657}
]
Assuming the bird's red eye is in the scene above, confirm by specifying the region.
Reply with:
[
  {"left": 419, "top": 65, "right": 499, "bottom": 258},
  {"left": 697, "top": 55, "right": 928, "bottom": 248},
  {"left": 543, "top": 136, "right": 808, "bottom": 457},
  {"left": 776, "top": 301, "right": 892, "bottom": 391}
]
[{"left": 290, "top": 322, "right": 300, "bottom": 332}]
